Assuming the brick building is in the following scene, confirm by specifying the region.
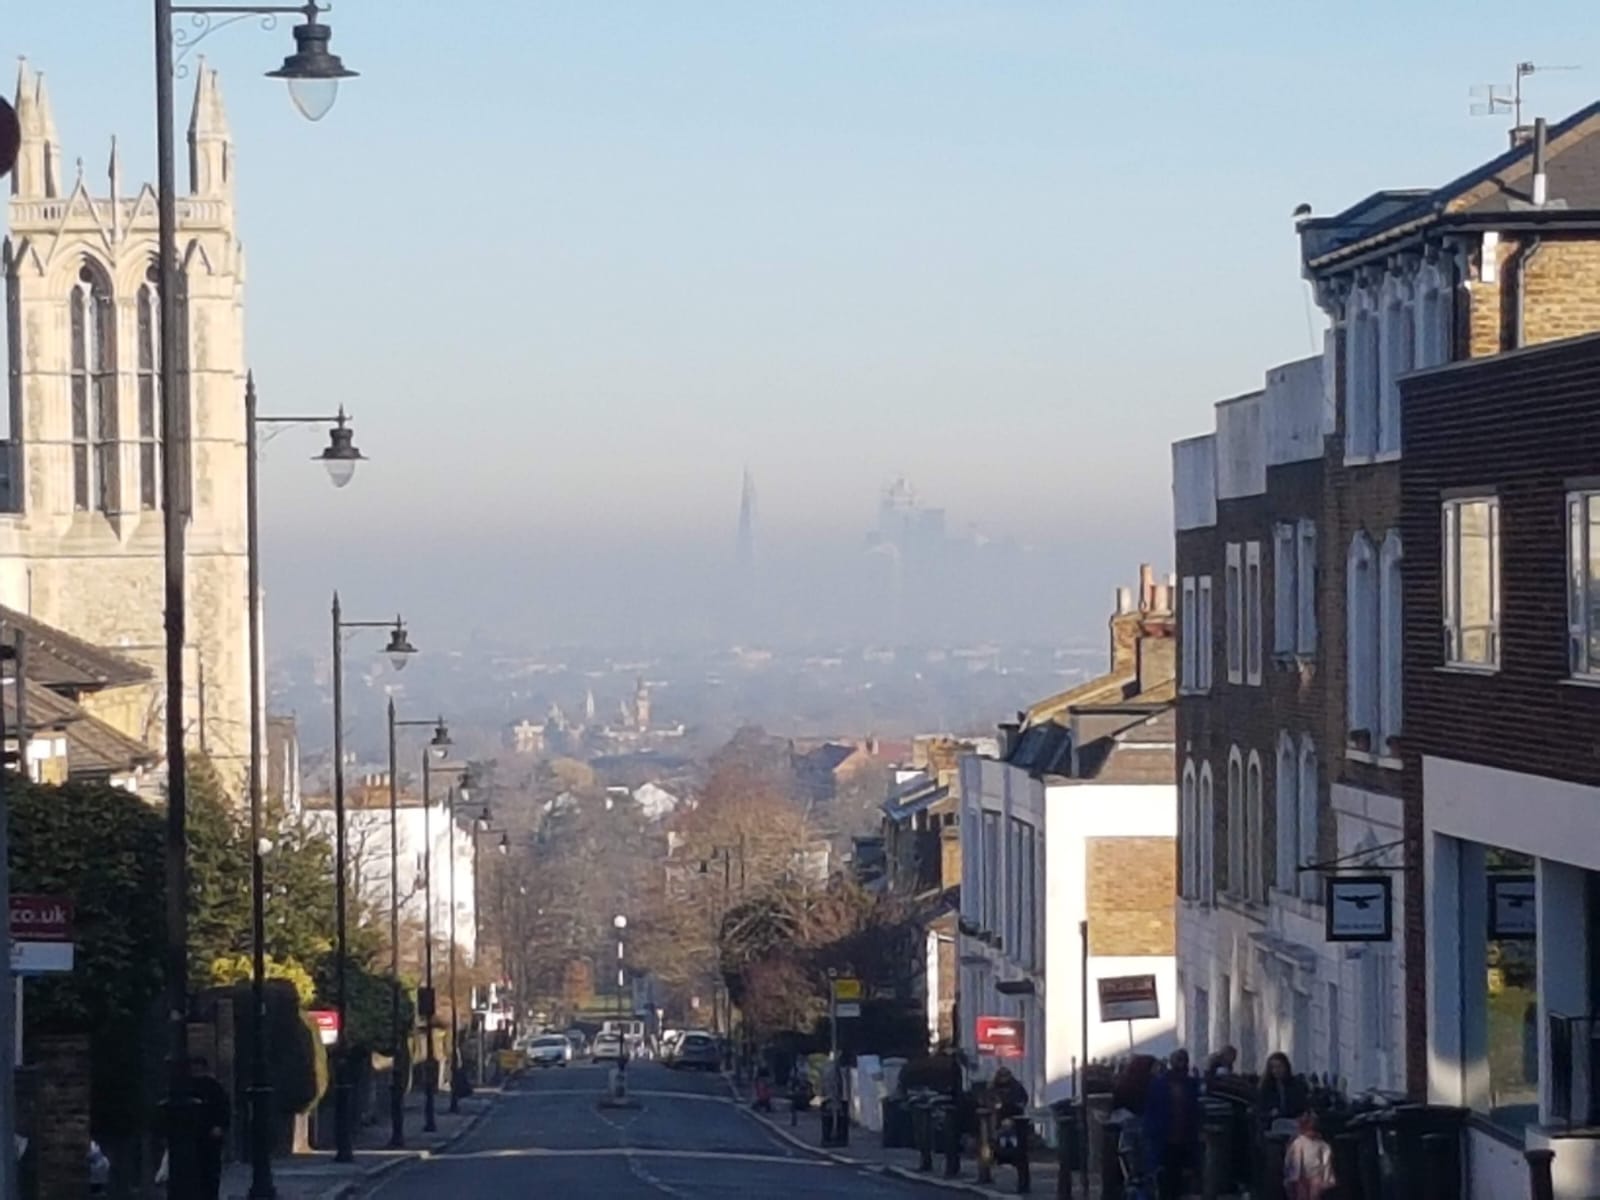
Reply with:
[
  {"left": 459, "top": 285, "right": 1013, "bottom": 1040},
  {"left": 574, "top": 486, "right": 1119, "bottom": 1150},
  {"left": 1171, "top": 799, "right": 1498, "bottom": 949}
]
[
  {"left": 1172, "top": 356, "right": 1405, "bottom": 1086},
  {"left": 959, "top": 567, "right": 1176, "bottom": 1108},
  {"left": 1401, "top": 331, "right": 1600, "bottom": 1198}
]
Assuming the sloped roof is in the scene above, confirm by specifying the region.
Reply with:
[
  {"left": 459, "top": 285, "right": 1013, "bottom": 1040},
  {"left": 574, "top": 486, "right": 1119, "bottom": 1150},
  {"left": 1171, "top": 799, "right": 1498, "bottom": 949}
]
[
  {"left": 0, "top": 606, "right": 153, "bottom": 691},
  {"left": 1071, "top": 708, "right": 1176, "bottom": 785},
  {"left": 2, "top": 680, "right": 155, "bottom": 776},
  {"left": 1301, "top": 100, "right": 1600, "bottom": 269}
]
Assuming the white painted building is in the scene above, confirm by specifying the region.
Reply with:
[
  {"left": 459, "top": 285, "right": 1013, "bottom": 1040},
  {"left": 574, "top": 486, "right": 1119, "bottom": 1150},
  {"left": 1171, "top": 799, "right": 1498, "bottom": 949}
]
[{"left": 959, "top": 574, "right": 1178, "bottom": 1107}]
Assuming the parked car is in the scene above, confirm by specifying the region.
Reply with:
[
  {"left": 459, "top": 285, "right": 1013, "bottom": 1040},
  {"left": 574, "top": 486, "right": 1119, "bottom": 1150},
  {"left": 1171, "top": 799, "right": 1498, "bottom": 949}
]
[
  {"left": 591, "top": 1031, "right": 626, "bottom": 1064},
  {"left": 525, "top": 1033, "right": 572, "bottom": 1068},
  {"left": 670, "top": 1031, "right": 720, "bottom": 1072}
]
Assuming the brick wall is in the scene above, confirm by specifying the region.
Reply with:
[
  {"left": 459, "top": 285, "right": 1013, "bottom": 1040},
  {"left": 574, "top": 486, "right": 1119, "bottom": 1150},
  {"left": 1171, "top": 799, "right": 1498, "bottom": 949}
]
[
  {"left": 1086, "top": 836, "right": 1176, "bottom": 955},
  {"left": 32, "top": 1034, "right": 90, "bottom": 1197}
]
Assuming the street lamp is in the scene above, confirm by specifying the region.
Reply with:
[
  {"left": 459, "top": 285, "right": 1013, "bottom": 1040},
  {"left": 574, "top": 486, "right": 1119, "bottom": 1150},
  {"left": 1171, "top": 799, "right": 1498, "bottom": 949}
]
[
  {"left": 151, "top": 4, "right": 358, "bottom": 1195},
  {"left": 613, "top": 914, "right": 628, "bottom": 1026},
  {"left": 264, "top": 6, "right": 359, "bottom": 122},
  {"left": 444, "top": 768, "right": 475, "bottom": 1116},
  {"left": 420, "top": 726, "right": 454, "bottom": 1132},
  {"left": 699, "top": 838, "right": 746, "bottom": 1045},
  {"left": 330, "top": 600, "right": 412, "bottom": 1161},
  {"left": 243, "top": 372, "right": 366, "bottom": 1197}
]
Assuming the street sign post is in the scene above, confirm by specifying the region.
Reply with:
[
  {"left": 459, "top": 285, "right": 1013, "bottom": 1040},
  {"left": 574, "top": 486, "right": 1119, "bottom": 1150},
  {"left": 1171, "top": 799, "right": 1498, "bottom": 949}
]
[
  {"left": 1097, "top": 973, "right": 1160, "bottom": 1051},
  {"left": 9, "top": 895, "right": 74, "bottom": 977},
  {"left": 309, "top": 1010, "right": 340, "bottom": 1047}
]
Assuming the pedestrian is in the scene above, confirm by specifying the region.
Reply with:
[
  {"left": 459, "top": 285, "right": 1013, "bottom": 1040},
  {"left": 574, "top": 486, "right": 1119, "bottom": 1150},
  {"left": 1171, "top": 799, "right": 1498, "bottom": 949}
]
[
  {"left": 1256, "top": 1052, "right": 1308, "bottom": 1128},
  {"left": 1283, "top": 1112, "right": 1337, "bottom": 1199},
  {"left": 1204, "top": 1045, "right": 1238, "bottom": 1081},
  {"left": 1142, "top": 1049, "right": 1200, "bottom": 1200},
  {"left": 987, "top": 1066, "right": 1032, "bottom": 1192},
  {"left": 190, "top": 1056, "right": 231, "bottom": 1200}
]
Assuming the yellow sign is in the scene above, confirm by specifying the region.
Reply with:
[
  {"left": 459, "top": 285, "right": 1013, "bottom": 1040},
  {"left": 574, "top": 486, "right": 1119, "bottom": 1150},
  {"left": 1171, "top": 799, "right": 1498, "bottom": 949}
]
[
  {"left": 498, "top": 1049, "right": 522, "bottom": 1071},
  {"left": 833, "top": 978, "right": 862, "bottom": 1002}
]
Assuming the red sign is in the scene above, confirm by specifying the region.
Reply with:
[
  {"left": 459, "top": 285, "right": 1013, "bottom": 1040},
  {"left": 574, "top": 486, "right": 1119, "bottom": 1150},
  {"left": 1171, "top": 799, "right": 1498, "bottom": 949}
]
[
  {"left": 976, "top": 1016, "right": 1024, "bottom": 1059},
  {"left": 10, "top": 895, "right": 72, "bottom": 943},
  {"left": 309, "top": 1009, "right": 340, "bottom": 1046}
]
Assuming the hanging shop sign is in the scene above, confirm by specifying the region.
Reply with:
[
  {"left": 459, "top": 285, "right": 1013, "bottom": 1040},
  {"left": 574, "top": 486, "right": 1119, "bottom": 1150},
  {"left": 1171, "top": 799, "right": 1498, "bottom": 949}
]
[{"left": 1325, "top": 875, "right": 1393, "bottom": 942}]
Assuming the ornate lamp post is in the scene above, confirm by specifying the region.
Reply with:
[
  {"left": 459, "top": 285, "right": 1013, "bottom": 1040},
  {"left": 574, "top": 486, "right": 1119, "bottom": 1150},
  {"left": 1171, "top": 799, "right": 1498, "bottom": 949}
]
[
  {"left": 243, "top": 373, "right": 364, "bottom": 1196},
  {"left": 149, "top": 4, "right": 357, "bottom": 1195}
]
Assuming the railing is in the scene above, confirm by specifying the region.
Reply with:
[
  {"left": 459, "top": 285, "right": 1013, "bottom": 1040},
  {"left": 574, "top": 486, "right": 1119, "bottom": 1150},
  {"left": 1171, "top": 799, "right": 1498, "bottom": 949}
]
[{"left": 1548, "top": 1012, "right": 1600, "bottom": 1129}]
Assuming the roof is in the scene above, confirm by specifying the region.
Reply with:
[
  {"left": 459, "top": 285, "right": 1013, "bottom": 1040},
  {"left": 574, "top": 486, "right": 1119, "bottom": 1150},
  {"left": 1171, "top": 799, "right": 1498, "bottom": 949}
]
[
  {"left": 1070, "top": 708, "right": 1176, "bottom": 784},
  {"left": 1301, "top": 101, "right": 1600, "bottom": 270},
  {"left": 0, "top": 606, "right": 153, "bottom": 691},
  {"left": 3, "top": 680, "right": 155, "bottom": 776},
  {"left": 881, "top": 779, "right": 951, "bottom": 823},
  {"left": 1021, "top": 670, "right": 1136, "bottom": 728},
  {"left": 798, "top": 743, "right": 859, "bottom": 774}
]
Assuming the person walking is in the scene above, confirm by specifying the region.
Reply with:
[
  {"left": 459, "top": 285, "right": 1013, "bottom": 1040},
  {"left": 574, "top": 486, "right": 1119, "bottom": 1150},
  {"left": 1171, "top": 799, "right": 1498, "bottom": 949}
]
[
  {"left": 1256, "top": 1053, "right": 1308, "bottom": 1128},
  {"left": 988, "top": 1066, "right": 1032, "bottom": 1193},
  {"left": 190, "top": 1057, "right": 232, "bottom": 1200},
  {"left": 1143, "top": 1050, "right": 1200, "bottom": 1200},
  {"left": 1284, "top": 1112, "right": 1337, "bottom": 1199}
]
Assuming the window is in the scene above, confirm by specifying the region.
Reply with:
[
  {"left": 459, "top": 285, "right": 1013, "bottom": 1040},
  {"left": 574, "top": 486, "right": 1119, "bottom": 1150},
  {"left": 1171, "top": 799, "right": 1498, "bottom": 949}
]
[
  {"left": 1297, "top": 738, "right": 1319, "bottom": 901},
  {"left": 1347, "top": 532, "right": 1378, "bottom": 747},
  {"left": 1416, "top": 263, "right": 1452, "bottom": 369},
  {"left": 1226, "top": 544, "right": 1243, "bottom": 683},
  {"left": 1246, "top": 752, "right": 1265, "bottom": 901},
  {"left": 1297, "top": 521, "right": 1318, "bottom": 653},
  {"left": 1246, "top": 541, "right": 1262, "bottom": 684},
  {"left": 1379, "top": 533, "right": 1403, "bottom": 756},
  {"left": 982, "top": 811, "right": 1000, "bottom": 933},
  {"left": 1198, "top": 764, "right": 1215, "bottom": 904},
  {"left": 136, "top": 264, "right": 161, "bottom": 510},
  {"left": 1567, "top": 491, "right": 1600, "bottom": 677},
  {"left": 70, "top": 261, "right": 117, "bottom": 514},
  {"left": 1379, "top": 297, "right": 1414, "bottom": 456},
  {"left": 1273, "top": 524, "right": 1296, "bottom": 655},
  {"left": 1181, "top": 577, "right": 1198, "bottom": 690},
  {"left": 1226, "top": 748, "right": 1244, "bottom": 896},
  {"left": 1007, "top": 817, "right": 1022, "bottom": 955},
  {"left": 1275, "top": 733, "right": 1298, "bottom": 893},
  {"left": 1019, "top": 823, "right": 1036, "bottom": 968},
  {"left": 1181, "top": 761, "right": 1199, "bottom": 899},
  {"left": 1197, "top": 576, "right": 1214, "bottom": 690},
  {"left": 1443, "top": 496, "right": 1501, "bottom": 668},
  {"left": 1346, "top": 298, "right": 1380, "bottom": 461}
]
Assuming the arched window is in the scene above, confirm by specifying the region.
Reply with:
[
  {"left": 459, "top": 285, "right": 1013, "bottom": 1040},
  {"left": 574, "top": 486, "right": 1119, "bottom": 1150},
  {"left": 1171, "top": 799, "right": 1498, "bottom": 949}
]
[
  {"left": 70, "top": 261, "right": 117, "bottom": 514},
  {"left": 1379, "top": 288, "right": 1414, "bottom": 457},
  {"left": 1345, "top": 292, "right": 1380, "bottom": 460},
  {"left": 1347, "top": 532, "right": 1379, "bottom": 748},
  {"left": 1379, "top": 532, "right": 1403, "bottom": 756},
  {"left": 1275, "top": 732, "right": 1298, "bottom": 893},
  {"left": 1246, "top": 752, "right": 1265, "bottom": 902},
  {"left": 1297, "top": 738, "right": 1319, "bottom": 901},
  {"left": 1181, "top": 760, "right": 1199, "bottom": 899},
  {"left": 1416, "top": 259, "right": 1453, "bottom": 369},
  {"left": 1198, "top": 764, "right": 1215, "bottom": 904},
  {"left": 1227, "top": 748, "right": 1245, "bottom": 897},
  {"left": 136, "top": 263, "right": 161, "bottom": 510}
]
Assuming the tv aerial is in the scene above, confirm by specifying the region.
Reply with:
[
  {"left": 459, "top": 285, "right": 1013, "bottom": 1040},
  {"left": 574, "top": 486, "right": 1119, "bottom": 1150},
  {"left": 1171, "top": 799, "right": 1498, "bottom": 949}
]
[{"left": 1471, "top": 61, "right": 1581, "bottom": 130}]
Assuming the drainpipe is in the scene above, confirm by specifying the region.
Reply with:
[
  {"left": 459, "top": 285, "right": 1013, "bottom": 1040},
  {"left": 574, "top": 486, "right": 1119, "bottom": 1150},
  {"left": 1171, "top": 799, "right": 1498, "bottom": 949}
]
[{"left": 1514, "top": 117, "right": 1550, "bottom": 349}]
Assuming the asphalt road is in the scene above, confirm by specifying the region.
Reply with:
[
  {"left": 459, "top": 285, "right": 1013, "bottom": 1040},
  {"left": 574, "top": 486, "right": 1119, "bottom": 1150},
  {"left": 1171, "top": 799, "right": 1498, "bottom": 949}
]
[{"left": 362, "top": 1060, "right": 949, "bottom": 1199}]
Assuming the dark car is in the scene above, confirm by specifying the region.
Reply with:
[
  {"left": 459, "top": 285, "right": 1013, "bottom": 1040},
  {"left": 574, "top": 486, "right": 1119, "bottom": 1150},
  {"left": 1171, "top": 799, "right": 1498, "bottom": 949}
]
[{"left": 670, "top": 1031, "right": 720, "bottom": 1072}]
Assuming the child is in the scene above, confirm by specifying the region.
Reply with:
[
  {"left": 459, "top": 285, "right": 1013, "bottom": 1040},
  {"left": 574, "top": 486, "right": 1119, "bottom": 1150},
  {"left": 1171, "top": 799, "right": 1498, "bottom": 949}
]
[{"left": 1284, "top": 1112, "right": 1337, "bottom": 1200}]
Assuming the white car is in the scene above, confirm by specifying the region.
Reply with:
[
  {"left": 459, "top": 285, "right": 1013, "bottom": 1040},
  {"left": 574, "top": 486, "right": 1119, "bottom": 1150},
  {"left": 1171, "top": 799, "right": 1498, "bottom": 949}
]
[
  {"left": 525, "top": 1033, "right": 572, "bottom": 1068},
  {"left": 591, "top": 1032, "right": 625, "bottom": 1063}
]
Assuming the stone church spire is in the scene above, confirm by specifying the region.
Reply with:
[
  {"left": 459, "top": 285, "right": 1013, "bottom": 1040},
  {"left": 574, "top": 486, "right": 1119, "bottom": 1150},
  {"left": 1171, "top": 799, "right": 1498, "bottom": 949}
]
[
  {"left": 11, "top": 59, "right": 61, "bottom": 199},
  {"left": 187, "top": 61, "right": 233, "bottom": 197}
]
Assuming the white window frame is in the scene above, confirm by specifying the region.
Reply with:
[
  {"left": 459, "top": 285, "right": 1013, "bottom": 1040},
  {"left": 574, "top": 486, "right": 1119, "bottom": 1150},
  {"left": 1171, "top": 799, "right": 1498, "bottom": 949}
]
[
  {"left": 1347, "top": 532, "right": 1378, "bottom": 750},
  {"left": 1181, "top": 576, "right": 1199, "bottom": 691},
  {"left": 1567, "top": 491, "right": 1600, "bottom": 678},
  {"left": 1296, "top": 520, "right": 1318, "bottom": 654},
  {"left": 1225, "top": 545, "right": 1243, "bottom": 684},
  {"left": 1379, "top": 532, "right": 1403, "bottom": 759},
  {"left": 1274, "top": 733, "right": 1297, "bottom": 894},
  {"left": 1246, "top": 541, "right": 1263, "bottom": 685},
  {"left": 1273, "top": 523, "right": 1296, "bottom": 656},
  {"left": 1198, "top": 763, "right": 1215, "bottom": 905},
  {"left": 1197, "top": 576, "right": 1214, "bottom": 690},
  {"left": 1181, "top": 760, "right": 1199, "bottom": 899},
  {"left": 1246, "top": 751, "right": 1265, "bottom": 902},
  {"left": 1297, "top": 737, "right": 1319, "bottom": 902},
  {"left": 1226, "top": 748, "right": 1244, "bottom": 897},
  {"left": 1442, "top": 495, "right": 1501, "bottom": 670}
]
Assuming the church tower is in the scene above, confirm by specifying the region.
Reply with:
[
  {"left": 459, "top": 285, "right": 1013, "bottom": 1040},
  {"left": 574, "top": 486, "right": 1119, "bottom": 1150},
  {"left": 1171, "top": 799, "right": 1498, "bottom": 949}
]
[{"left": 1, "top": 60, "right": 251, "bottom": 784}]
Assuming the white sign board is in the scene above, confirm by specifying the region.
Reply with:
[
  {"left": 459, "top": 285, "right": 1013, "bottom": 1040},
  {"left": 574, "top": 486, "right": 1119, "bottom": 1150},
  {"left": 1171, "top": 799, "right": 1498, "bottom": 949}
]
[
  {"left": 834, "top": 1002, "right": 861, "bottom": 1019},
  {"left": 1097, "top": 974, "right": 1160, "bottom": 1023},
  {"left": 11, "top": 941, "right": 72, "bottom": 975}
]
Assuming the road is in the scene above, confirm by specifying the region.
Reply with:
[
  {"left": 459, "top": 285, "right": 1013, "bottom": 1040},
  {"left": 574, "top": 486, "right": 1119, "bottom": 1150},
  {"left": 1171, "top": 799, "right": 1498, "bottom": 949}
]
[{"left": 363, "top": 1060, "right": 948, "bottom": 1199}]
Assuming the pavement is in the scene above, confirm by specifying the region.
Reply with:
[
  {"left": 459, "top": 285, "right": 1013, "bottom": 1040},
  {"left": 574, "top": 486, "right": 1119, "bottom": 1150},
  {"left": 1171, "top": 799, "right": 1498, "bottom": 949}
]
[
  {"left": 217, "top": 1086, "right": 498, "bottom": 1200},
  {"left": 349, "top": 1060, "right": 980, "bottom": 1198}
]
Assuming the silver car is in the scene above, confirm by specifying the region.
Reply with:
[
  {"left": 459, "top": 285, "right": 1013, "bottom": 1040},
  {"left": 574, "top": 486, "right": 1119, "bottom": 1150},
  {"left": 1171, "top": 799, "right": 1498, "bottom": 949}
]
[{"left": 525, "top": 1033, "right": 572, "bottom": 1068}]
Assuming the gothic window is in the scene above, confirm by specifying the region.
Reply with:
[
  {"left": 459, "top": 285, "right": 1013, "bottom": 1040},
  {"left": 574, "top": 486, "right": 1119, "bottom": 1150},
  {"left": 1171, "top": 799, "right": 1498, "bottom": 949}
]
[
  {"left": 70, "top": 261, "right": 117, "bottom": 514},
  {"left": 1379, "top": 294, "right": 1414, "bottom": 456},
  {"left": 1227, "top": 748, "right": 1245, "bottom": 897},
  {"left": 137, "top": 264, "right": 161, "bottom": 510},
  {"left": 1181, "top": 760, "right": 1199, "bottom": 898},
  {"left": 1379, "top": 532, "right": 1404, "bottom": 756},
  {"left": 1275, "top": 732, "right": 1298, "bottom": 893},
  {"left": 1345, "top": 295, "right": 1381, "bottom": 461},
  {"left": 1347, "top": 532, "right": 1379, "bottom": 749},
  {"left": 1246, "top": 751, "right": 1265, "bottom": 902},
  {"left": 1198, "top": 764, "right": 1215, "bottom": 905},
  {"left": 1297, "top": 738, "right": 1319, "bottom": 902}
]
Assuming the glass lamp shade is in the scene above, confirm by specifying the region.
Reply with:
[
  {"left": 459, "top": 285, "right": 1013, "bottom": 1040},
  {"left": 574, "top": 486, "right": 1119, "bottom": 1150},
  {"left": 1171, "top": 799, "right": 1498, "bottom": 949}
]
[
  {"left": 613, "top": 914, "right": 628, "bottom": 931},
  {"left": 383, "top": 623, "right": 416, "bottom": 671},
  {"left": 287, "top": 77, "right": 340, "bottom": 122},
  {"left": 322, "top": 454, "right": 357, "bottom": 488},
  {"left": 267, "top": 22, "right": 358, "bottom": 123},
  {"left": 497, "top": 834, "right": 509, "bottom": 856},
  {"left": 429, "top": 721, "right": 451, "bottom": 760},
  {"left": 315, "top": 414, "right": 364, "bottom": 487}
]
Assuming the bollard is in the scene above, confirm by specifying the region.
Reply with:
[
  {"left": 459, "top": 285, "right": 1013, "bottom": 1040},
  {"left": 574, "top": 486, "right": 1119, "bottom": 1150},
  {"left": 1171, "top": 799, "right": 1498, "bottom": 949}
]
[
  {"left": 1200, "top": 1114, "right": 1230, "bottom": 1200},
  {"left": 941, "top": 1101, "right": 962, "bottom": 1179},
  {"left": 1100, "top": 1117, "right": 1124, "bottom": 1200},
  {"left": 915, "top": 1101, "right": 933, "bottom": 1172},
  {"left": 976, "top": 1106, "right": 995, "bottom": 1184},
  {"left": 1054, "top": 1105, "right": 1076, "bottom": 1200},
  {"left": 1525, "top": 1147, "right": 1555, "bottom": 1200}
]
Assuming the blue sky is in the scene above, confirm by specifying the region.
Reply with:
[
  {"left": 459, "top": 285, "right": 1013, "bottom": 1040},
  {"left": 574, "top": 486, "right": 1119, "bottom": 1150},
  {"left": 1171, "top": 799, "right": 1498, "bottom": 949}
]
[{"left": 6, "top": 2, "right": 1600, "bottom": 646}]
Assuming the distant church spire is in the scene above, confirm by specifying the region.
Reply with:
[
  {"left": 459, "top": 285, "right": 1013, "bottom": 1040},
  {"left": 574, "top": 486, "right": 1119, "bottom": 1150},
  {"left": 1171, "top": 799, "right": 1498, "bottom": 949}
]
[
  {"left": 12, "top": 59, "right": 61, "bottom": 198},
  {"left": 736, "top": 467, "right": 756, "bottom": 569},
  {"left": 187, "top": 60, "right": 233, "bottom": 197}
]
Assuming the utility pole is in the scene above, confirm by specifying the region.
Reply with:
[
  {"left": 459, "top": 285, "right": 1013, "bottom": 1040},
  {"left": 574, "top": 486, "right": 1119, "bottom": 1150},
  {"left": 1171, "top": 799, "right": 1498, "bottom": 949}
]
[{"left": 0, "top": 626, "right": 20, "bottom": 1200}]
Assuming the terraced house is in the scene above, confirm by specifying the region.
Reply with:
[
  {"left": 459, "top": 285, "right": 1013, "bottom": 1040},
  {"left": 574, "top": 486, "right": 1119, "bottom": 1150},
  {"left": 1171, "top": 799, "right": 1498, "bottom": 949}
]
[{"left": 1175, "top": 102, "right": 1600, "bottom": 1121}]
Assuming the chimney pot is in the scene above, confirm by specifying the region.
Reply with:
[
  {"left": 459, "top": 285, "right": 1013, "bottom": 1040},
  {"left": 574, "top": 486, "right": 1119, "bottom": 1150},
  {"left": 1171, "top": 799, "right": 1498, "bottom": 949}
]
[
  {"left": 1533, "top": 116, "right": 1549, "bottom": 207},
  {"left": 1116, "top": 586, "right": 1134, "bottom": 615},
  {"left": 1139, "top": 564, "right": 1155, "bottom": 609}
]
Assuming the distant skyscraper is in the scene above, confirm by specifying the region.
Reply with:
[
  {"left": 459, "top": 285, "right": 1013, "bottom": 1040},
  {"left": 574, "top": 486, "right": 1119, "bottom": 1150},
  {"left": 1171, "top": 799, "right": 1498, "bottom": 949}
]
[{"left": 736, "top": 468, "right": 757, "bottom": 569}]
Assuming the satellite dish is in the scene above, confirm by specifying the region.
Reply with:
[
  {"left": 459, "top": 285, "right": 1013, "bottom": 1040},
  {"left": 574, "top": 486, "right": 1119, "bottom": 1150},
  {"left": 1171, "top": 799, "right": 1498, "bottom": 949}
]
[{"left": 0, "top": 98, "right": 19, "bottom": 180}]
